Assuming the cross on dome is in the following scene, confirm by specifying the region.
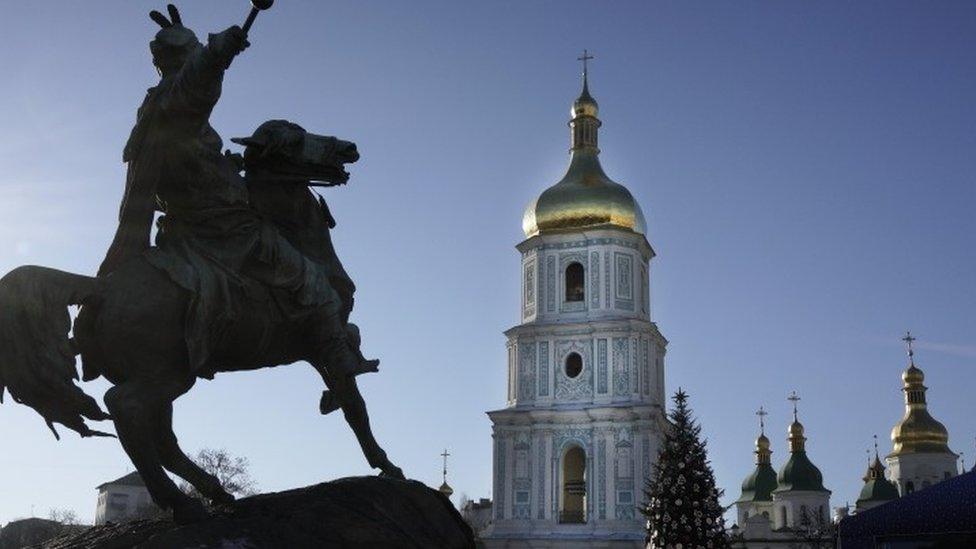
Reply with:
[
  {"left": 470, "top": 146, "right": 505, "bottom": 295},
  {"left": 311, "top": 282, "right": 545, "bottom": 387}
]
[
  {"left": 902, "top": 331, "right": 916, "bottom": 366},
  {"left": 578, "top": 49, "right": 594, "bottom": 80},
  {"left": 788, "top": 391, "right": 801, "bottom": 422},
  {"left": 756, "top": 406, "right": 768, "bottom": 435},
  {"left": 441, "top": 448, "right": 451, "bottom": 482}
]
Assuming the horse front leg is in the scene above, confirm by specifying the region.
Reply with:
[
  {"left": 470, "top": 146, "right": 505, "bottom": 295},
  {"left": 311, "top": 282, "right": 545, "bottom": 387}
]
[{"left": 313, "top": 364, "right": 405, "bottom": 480}]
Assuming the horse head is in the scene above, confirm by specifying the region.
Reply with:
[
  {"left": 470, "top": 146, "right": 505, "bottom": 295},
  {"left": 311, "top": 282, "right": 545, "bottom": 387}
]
[{"left": 232, "top": 119, "right": 359, "bottom": 186}]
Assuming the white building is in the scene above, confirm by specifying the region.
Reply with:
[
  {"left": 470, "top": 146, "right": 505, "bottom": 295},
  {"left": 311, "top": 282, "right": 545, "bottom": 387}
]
[
  {"left": 734, "top": 411, "right": 777, "bottom": 528},
  {"left": 461, "top": 498, "right": 494, "bottom": 537},
  {"left": 732, "top": 400, "right": 832, "bottom": 548},
  {"left": 483, "top": 61, "right": 667, "bottom": 548},
  {"left": 94, "top": 471, "right": 155, "bottom": 525},
  {"left": 885, "top": 333, "right": 958, "bottom": 495},
  {"left": 770, "top": 408, "right": 831, "bottom": 532}
]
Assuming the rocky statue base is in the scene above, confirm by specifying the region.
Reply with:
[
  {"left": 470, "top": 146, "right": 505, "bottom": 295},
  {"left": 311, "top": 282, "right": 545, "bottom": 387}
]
[{"left": 38, "top": 477, "right": 474, "bottom": 549}]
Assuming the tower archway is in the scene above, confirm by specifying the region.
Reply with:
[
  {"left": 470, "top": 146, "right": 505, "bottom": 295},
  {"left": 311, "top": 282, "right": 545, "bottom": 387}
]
[{"left": 560, "top": 445, "right": 587, "bottom": 523}]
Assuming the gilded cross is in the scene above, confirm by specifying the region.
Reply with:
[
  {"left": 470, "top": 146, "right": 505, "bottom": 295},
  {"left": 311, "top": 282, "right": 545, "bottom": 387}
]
[
  {"left": 756, "top": 406, "right": 768, "bottom": 435},
  {"left": 578, "top": 49, "right": 594, "bottom": 79},
  {"left": 441, "top": 449, "right": 451, "bottom": 483},
  {"left": 902, "top": 331, "right": 916, "bottom": 365},
  {"left": 788, "top": 391, "right": 801, "bottom": 421}
]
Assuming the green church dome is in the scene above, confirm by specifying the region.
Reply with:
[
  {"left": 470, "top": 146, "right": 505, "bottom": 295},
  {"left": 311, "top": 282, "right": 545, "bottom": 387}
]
[
  {"left": 775, "top": 450, "right": 827, "bottom": 492},
  {"left": 773, "top": 420, "right": 828, "bottom": 493},
  {"left": 857, "top": 454, "right": 900, "bottom": 506},
  {"left": 739, "top": 463, "right": 778, "bottom": 502},
  {"left": 857, "top": 476, "right": 900, "bottom": 504},
  {"left": 738, "top": 432, "right": 778, "bottom": 502}
]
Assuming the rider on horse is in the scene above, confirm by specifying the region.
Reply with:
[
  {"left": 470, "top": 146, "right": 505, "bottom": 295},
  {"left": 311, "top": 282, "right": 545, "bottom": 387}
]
[
  {"left": 0, "top": 5, "right": 403, "bottom": 521},
  {"left": 97, "top": 5, "right": 368, "bottom": 383}
]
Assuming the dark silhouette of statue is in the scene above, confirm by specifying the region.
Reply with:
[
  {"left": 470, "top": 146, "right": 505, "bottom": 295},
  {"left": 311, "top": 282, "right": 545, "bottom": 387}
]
[{"left": 0, "top": 4, "right": 402, "bottom": 523}]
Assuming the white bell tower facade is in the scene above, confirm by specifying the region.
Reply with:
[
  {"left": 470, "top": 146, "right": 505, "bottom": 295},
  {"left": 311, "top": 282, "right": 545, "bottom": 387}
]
[{"left": 484, "top": 57, "right": 667, "bottom": 548}]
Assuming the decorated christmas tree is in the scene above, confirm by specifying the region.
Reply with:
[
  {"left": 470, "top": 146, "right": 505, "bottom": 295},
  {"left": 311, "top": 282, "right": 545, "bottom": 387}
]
[{"left": 642, "top": 389, "right": 730, "bottom": 548}]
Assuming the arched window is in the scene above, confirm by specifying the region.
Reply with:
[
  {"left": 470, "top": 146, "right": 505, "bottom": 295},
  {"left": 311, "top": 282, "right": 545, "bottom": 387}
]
[
  {"left": 565, "top": 262, "right": 584, "bottom": 302},
  {"left": 906, "top": 481, "right": 915, "bottom": 494},
  {"left": 565, "top": 352, "right": 583, "bottom": 379},
  {"left": 800, "top": 505, "right": 810, "bottom": 525},
  {"left": 779, "top": 506, "right": 787, "bottom": 528},
  {"left": 560, "top": 446, "right": 586, "bottom": 523}
]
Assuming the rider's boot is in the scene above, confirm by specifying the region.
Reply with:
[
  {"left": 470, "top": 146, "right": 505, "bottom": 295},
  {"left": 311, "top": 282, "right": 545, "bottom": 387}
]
[
  {"left": 320, "top": 388, "right": 342, "bottom": 415},
  {"left": 318, "top": 316, "right": 379, "bottom": 377},
  {"left": 316, "top": 316, "right": 379, "bottom": 416}
]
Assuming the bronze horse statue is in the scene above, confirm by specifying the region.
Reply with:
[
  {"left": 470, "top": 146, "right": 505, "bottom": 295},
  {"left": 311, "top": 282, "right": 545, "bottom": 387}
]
[{"left": 0, "top": 122, "right": 403, "bottom": 523}]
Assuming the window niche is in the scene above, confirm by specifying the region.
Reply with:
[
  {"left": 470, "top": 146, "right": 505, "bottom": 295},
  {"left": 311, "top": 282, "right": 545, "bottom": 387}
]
[{"left": 565, "top": 262, "right": 585, "bottom": 302}]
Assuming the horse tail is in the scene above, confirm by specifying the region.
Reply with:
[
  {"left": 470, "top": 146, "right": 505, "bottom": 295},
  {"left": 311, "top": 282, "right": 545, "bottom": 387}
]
[{"left": 0, "top": 266, "right": 113, "bottom": 439}]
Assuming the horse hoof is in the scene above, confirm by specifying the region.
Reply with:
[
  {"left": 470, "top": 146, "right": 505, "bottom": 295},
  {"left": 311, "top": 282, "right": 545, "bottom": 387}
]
[
  {"left": 173, "top": 498, "right": 209, "bottom": 524},
  {"left": 379, "top": 464, "right": 406, "bottom": 481},
  {"left": 209, "top": 490, "right": 235, "bottom": 506}
]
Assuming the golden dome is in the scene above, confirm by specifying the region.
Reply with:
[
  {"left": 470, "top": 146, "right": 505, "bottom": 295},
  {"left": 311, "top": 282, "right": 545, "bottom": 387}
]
[
  {"left": 890, "top": 360, "right": 954, "bottom": 456},
  {"left": 522, "top": 73, "right": 647, "bottom": 238},
  {"left": 756, "top": 433, "right": 771, "bottom": 451},
  {"left": 788, "top": 420, "right": 804, "bottom": 438},
  {"left": 572, "top": 80, "right": 599, "bottom": 118},
  {"left": 902, "top": 364, "right": 924, "bottom": 384},
  {"left": 438, "top": 481, "right": 454, "bottom": 497},
  {"left": 891, "top": 409, "right": 950, "bottom": 454},
  {"left": 522, "top": 154, "right": 647, "bottom": 237}
]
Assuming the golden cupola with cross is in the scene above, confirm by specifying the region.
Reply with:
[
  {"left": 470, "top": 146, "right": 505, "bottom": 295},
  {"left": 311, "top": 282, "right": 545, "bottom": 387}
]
[
  {"left": 885, "top": 332, "right": 959, "bottom": 496},
  {"left": 890, "top": 333, "right": 953, "bottom": 456},
  {"left": 522, "top": 51, "right": 647, "bottom": 238}
]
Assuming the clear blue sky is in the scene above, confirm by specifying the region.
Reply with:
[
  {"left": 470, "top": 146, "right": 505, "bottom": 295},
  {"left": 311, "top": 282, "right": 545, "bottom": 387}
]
[{"left": 1, "top": 1, "right": 974, "bottom": 525}]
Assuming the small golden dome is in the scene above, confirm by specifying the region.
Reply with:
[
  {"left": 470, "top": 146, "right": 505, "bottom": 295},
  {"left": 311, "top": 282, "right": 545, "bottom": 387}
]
[
  {"left": 903, "top": 364, "right": 924, "bottom": 384},
  {"left": 438, "top": 481, "right": 454, "bottom": 497},
  {"left": 756, "top": 433, "right": 771, "bottom": 451},
  {"left": 572, "top": 86, "right": 599, "bottom": 118},
  {"left": 788, "top": 420, "right": 804, "bottom": 438}
]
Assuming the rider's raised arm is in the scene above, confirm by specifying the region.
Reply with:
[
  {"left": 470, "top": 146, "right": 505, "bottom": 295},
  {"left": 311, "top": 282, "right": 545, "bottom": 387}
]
[{"left": 158, "top": 26, "right": 249, "bottom": 126}]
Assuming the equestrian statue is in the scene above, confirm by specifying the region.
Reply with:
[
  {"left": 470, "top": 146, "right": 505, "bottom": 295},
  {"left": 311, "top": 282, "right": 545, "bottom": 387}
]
[{"left": 0, "top": 4, "right": 404, "bottom": 523}]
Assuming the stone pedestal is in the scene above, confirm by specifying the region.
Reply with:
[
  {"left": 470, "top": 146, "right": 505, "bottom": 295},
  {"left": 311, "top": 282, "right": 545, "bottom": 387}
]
[{"left": 38, "top": 477, "right": 474, "bottom": 549}]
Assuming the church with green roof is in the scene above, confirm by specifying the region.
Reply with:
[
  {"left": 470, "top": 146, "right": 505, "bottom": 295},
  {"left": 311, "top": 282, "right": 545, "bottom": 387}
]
[{"left": 730, "top": 395, "right": 832, "bottom": 548}]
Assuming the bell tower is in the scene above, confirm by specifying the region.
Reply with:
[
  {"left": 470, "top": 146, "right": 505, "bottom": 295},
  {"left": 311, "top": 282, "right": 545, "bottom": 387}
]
[{"left": 484, "top": 55, "right": 667, "bottom": 549}]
